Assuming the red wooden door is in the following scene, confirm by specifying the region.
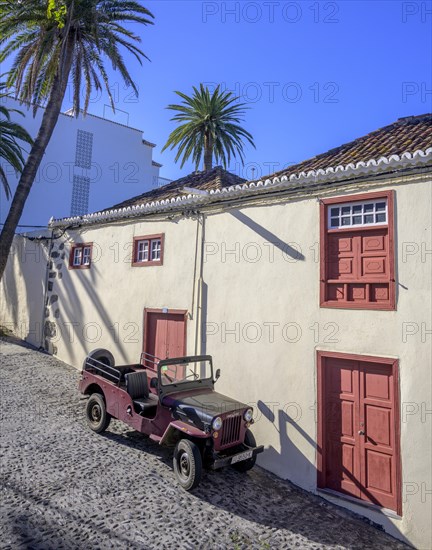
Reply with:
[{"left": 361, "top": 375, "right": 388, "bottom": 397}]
[
  {"left": 324, "top": 358, "right": 361, "bottom": 498},
  {"left": 144, "top": 310, "right": 186, "bottom": 370},
  {"left": 319, "top": 355, "right": 400, "bottom": 513},
  {"left": 359, "top": 362, "right": 398, "bottom": 510}
]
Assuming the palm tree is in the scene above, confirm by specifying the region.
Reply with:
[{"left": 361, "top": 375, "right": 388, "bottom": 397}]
[
  {"left": 0, "top": 0, "right": 154, "bottom": 280},
  {"left": 162, "top": 84, "right": 255, "bottom": 172},
  {"left": 0, "top": 92, "right": 33, "bottom": 199}
]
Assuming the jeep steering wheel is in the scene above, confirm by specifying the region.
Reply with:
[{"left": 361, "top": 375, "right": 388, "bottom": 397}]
[{"left": 184, "top": 372, "right": 199, "bottom": 380}]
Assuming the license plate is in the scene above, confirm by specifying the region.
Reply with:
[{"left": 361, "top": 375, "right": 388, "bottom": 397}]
[{"left": 231, "top": 450, "right": 253, "bottom": 464}]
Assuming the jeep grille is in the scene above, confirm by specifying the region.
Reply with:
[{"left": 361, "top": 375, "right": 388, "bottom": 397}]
[{"left": 221, "top": 414, "right": 242, "bottom": 447}]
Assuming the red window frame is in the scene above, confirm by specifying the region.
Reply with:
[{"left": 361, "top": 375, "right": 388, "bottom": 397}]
[
  {"left": 320, "top": 190, "right": 395, "bottom": 310},
  {"left": 69, "top": 243, "right": 93, "bottom": 270},
  {"left": 132, "top": 234, "right": 164, "bottom": 267}
]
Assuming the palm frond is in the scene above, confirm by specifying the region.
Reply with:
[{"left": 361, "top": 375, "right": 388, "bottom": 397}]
[
  {"left": 162, "top": 84, "right": 255, "bottom": 171},
  {"left": 0, "top": 89, "right": 34, "bottom": 198},
  {"left": 0, "top": 0, "right": 154, "bottom": 115}
]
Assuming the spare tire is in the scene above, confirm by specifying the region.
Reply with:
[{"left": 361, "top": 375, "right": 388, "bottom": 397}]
[{"left": 83, "top": 348, "right": 115, "bottom": 370}]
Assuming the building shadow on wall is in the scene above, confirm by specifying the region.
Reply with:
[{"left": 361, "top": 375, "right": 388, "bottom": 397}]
[
  {"left": 1, "top": 236, "right": 49, "bottom": 346},
  {"left": 54, "top": 250, "right": 133, "bottom": 366},
  {"left": 230, "top": 209, "right": 305, "bottom": 261},
  {"left": 2, "top": 246, "right": 20, "bottom": 328},
  {"left": 256, "top": 399, "right": 317, "bottom": 484}
]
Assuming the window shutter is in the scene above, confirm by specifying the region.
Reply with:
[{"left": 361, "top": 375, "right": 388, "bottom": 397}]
[{"left": 321, "top": 191, "right": 395, "bottom": 310}]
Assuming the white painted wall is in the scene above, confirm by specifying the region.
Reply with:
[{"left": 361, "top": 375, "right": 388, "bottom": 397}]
[
  {"left": 203, "top": 179, "right": 431, "bottom": 548},
  {"left": 0, "top": 96, "right": 161, "bottom": 226},
  {"left": 1, "top": 174, "right": 431, "bottom": 547},
  {"left": 0, "top": 233, "right": 50, "bottom": 347},
  {"left": 43, "top": 217, "right": 199, "bottom": 366}
]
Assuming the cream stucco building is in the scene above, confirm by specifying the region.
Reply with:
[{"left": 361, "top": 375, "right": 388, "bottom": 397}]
[{"left": 1, "top": 114, "right": 431, "bottom": 548}]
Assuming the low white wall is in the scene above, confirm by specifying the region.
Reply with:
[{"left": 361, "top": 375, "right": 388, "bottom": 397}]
[{"left": 0, "top": 234, "right": 49, "bottom": 347}]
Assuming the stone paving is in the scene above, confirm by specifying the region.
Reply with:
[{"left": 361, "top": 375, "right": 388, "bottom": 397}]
[{"left": 0, "top": 339, "right": 407, "bottom": 550}]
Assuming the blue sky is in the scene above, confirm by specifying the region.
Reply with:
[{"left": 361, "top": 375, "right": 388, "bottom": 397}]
[
  {"left": 2, "top": 0, "right": 431, "bottom": 186},
  {"left": 86, "top": 0, "right": 432, "bottom": 182}
]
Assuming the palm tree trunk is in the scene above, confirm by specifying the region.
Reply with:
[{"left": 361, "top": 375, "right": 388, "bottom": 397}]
[
  {"left": 204, "top": 133, "right": 213, "bottom": 171},
  {"left": 0, "top": 38, "right": 75, "bottom": 281}
]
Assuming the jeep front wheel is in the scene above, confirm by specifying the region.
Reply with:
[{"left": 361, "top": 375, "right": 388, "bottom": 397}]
[
  {"left": 86, "top": 393, "right": 111, "bottom": 433},
  {"left": 232, "top": 429, "right": 257, "bottom": 473},
  {"left": 173, "top": 439, "right": 202, "bottom": 491}
]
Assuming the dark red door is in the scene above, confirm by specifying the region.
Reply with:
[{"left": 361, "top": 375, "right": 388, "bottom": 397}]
[
  {"left": 324, "top": 358, "right": 361, "bottom": 498},
  {"left": 319, "top": 354, "right": 400, "bottom": 513},
  {"left": 144, "top": 310, "right": 186, "bottom": 370}
]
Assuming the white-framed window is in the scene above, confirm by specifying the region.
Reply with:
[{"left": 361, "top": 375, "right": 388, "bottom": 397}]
[
  {"left": 328, "top": 199, "right": 388, "bottom": 229},
  {"left": 132, "top": 234, "right": 164, "bottom": 266},
  {"left": 73, "top": 247, "right": 82, "bottom": 266},
  {"left": 137, "top": 240, "right": 149, "bottom": 262},
  {"left": 82, "top": 246, "right": 91, "bottom": 265},
  {"left": 70, "top": 243, "right": 92, "bottom": 269},
  {"left": 150, "top": 239, "right": 161, "bottom": 261}
]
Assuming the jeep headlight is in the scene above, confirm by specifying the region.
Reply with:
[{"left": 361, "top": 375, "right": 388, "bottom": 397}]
[
  {"left": 244, "top": 408, "right": 253, "bottom": 422},
  {"left": 212, "top": 416, "right": 223, "bottom": 431}
]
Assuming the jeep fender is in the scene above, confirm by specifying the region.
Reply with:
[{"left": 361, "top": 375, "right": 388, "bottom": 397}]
[
  {"left": 160, "top": 420, "right": 209, "bottom": 447},
  {"left": 82, "top": 382, "right": 105, "bottom": 397}
]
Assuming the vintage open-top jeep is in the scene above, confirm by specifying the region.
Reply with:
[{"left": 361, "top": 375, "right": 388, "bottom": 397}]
[{"left": 78, "top": 349, "right": 263, "bottom": 490}]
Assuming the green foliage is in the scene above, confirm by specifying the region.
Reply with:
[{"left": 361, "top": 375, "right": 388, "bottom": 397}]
[
  {"left": 0, "top": 84, "right": 33, "bottom": 199},
  {"left": 0, "top": 325, "right": 13, "bottom": 337},
  {"left": 0, "top": 1, "right": 154, "bottom": 114},
  {"left": 162, "top": 84, "right": 255, "bottom": 171},
  {"left": 0, "top": 1, "right": 154, "bottom": 282},
  {"left": 47, "top": 0, "right": 67, "bottom": 29}
]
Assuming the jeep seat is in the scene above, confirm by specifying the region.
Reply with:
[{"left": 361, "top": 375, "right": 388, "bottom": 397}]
[{"left": 125, "top": 371, "right": 158, "bottom": 415}]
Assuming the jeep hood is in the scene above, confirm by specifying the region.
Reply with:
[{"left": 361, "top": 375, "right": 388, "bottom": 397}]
[{"left": 162, "top": 390, "right": 249, "bottom": 427}]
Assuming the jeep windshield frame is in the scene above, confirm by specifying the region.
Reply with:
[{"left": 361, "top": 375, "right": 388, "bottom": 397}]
[{"left": 157, "top": 355, "right": 215, "bottom": 398}]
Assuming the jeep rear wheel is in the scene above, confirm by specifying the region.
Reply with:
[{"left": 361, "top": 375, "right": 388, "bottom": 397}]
[
  {"left": 86, "top": 393, "right": 111, "bottom": 433},
  {"left": 232, "top": 429, "right": 257, "bottom": 473},
  {"left": 173, "top": 439, "right": 202, "bottom": 491},
  {"left": 83, "top": 348, "right": 115, "bottom": 370}
]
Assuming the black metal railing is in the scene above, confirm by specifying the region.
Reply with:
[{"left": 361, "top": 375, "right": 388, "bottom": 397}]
[
  {"left": 84, "top": 356, "right": 121, "bottom": 384},
  {"left": 140, "top": 351, "right": 162, "bottom": 369}
]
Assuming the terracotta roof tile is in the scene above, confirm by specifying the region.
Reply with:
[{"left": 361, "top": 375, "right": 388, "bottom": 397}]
[
  {"left": 271, "top": 113, "right": 431, "bottom": 179},
  {"left": 104, "top": 114, "right": 431, "bottom": 212},
  {"left": 106, "top": 166, "right": 246, "bottom": 210}
]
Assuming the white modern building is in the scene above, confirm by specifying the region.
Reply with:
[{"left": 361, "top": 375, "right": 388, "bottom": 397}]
[{"left": 0, "top": 95, "right": 167, "bottom": 227}]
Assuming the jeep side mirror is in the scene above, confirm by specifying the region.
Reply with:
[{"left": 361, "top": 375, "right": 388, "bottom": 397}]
[
  {"left": 215, "top": 369, "right": 221, "bottom": 381},
  {"left": 150, "top": 377, "right": 158, "bottom": 389}
]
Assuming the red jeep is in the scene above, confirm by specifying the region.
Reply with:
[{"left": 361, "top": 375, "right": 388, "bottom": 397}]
[{"left": 78, "top": 350, "right": 263, "bottom": 490}]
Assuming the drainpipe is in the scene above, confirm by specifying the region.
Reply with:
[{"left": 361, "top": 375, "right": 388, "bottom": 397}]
[
  {"left": 189, "top": 216, "right": 200, "bottom": 323},
  {"left": 39, "top": 229, "right": 54, "bottom": 350},
  {"left": 194, "top": 213, "right": 206, "bottom": 356}
]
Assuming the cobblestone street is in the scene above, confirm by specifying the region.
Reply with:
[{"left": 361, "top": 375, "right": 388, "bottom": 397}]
[{"left": 0, "top": 340, "right": 407, "bottom": 550}]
